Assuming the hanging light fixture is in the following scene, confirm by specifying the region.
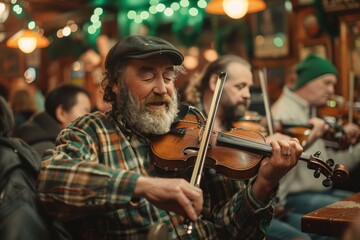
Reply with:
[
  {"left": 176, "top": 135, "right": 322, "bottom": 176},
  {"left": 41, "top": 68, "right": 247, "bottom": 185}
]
[
  {"left": 6, "top": 29, "right": 50, "bottom": 54},
  {"left": 206, "top": 0, "right": 266, "bottom": 19},
  {"left": 222, "top": 0, "right": 249, "bottom": 19}
]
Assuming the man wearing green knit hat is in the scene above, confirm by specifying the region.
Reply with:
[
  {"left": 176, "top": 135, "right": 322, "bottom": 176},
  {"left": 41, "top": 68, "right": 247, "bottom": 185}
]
[
  {"left": 269, "top": 54, "right": 360, "bottom": 240},
  {"left": 276, "top": 54, "right": 338, "bottom": 110},
  {"left": 292, "top": 54, "right": 338, "bottom": 91}
]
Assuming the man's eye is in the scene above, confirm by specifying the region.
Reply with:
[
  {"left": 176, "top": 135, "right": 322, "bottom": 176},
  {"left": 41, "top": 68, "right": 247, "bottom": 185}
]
[
  {"left": 141, "top": 74, "right": 155, "bottom": 81},
  {"left": 163, "top": 74, "right": 175, "bottom": 83},
  {"left": 235, "top": 84, "right": 245, "bottom": 90}
]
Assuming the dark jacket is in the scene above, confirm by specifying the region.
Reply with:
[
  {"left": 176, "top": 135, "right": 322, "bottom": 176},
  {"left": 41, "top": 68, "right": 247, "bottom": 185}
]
[
  {"left": 0, "top": 137, "right": 71, "bottom": 240},
  {"left": 13, "top": 112, "right": 62, "bottom": 155}
]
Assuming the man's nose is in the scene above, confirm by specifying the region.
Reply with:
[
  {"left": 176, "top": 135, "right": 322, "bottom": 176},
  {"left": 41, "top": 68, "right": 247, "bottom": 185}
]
[
  {"left": 328, "top": 85, "right": 335, "bottom": 94},
  {"left": 153, "top": 77, "right": 167, "bottom": 94},
  {"left": 242, "top": 88, "right": 251, "bottom": 99}
]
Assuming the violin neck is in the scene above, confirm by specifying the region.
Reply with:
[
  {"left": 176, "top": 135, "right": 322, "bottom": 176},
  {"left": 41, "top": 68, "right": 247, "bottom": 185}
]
[
  {"left": 281, "top": 122, "right": 313, "bottom": 129},
  {"left": 217, "top": 132, "right": 310, "bottom": 162}
]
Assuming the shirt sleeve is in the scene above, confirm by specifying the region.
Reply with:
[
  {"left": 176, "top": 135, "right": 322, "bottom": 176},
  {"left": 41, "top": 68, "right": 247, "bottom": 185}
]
[
  {"left": 37, "top": 119, "right": 142, "bottom": 220},
  {"left": 204, "top": 169, "right": 275, "bottom": 239}
]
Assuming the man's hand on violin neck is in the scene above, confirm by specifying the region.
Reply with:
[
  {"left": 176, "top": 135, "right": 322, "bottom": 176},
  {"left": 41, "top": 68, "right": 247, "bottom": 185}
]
[
  {"left": 133, "top": 176, "right": 203, "bottom": 221},
  {"left": 342, "top": 123, "right": 360, "bottom": 145},
  {"left": 252, "top": 138, "right": 303, "bottom": 203},
  {"left": 265, "top": 133, "right": 291, "bottom": 143},
  {"left": 308, "top": 117, "right": 329, "bottom": 139}
]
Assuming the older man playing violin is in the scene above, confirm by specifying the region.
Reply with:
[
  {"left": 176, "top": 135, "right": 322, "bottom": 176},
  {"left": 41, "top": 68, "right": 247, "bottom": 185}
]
[{"left": 36, "top": 35, "right": 302, "bottom": 239}]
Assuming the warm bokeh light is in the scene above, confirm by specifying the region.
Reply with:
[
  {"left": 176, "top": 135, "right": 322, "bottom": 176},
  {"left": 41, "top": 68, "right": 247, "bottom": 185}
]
[
  {"left": 204, "top": 49, "right": 218, "bottom": 62},
  {"left": 206, "top": 0, "right": 266, "bottom": 18},
  {"left": 222, "top": 0, "right": 249, "bottom": 19},
  {"left": 18, "top": 37, "right": 37, "bottom": 53},
  {"left": 183, "top": 55, "right": 199, "bottom": 70}
]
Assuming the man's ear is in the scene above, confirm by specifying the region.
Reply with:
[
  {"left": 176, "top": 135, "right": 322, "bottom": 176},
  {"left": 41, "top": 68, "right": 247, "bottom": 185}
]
[
  {"left": 111, "top": 82, "right": 119, "bottom": 94},
  {"left": 209, "top": 74, "right": 218, "bottom": 92},
  {"left": 55, "top": 105, "right": 66, "bottom": 127}
]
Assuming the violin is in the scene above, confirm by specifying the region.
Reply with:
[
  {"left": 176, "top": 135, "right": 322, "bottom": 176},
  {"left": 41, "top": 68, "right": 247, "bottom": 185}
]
[
  {"left": 232, "top": 110, "right": 312, "bottom": 147},
  {"left": 276, "top": 121, "right": 313, "bottom": 148},
  {"left": 232, "top": 111, "right": 268, "bottom": 136},
  {"left": 317, "top": 95, "right": 359, "bottom": 149},
  {"left": 233, "top": 116, "right": 313, "bottom": 148},
  {"left": 317, "top": 95, "right": 360, "bottom": 126},
  {"left": 151, "top": 106, "right": 349, "bottom": 186},
  {"left": 317, "top": 95, "right": 347, "bottom": 127}
]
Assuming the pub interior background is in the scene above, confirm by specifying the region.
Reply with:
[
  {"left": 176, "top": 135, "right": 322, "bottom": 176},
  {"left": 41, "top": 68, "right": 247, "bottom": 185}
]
[{"left": 2, "top": 1, "right": 360, "bottom": 238}]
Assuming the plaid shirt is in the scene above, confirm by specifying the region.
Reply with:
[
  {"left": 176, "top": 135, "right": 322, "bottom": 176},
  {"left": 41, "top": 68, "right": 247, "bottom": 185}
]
[{"left": 37, "top": 111, "right": 275, "bottom": 240}]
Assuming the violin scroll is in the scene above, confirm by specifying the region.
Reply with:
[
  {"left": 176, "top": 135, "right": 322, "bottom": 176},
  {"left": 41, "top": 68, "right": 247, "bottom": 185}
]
[
  {"left": 332, "top": 164, "right": 350, "bottom": 183},
  {"left": 306, "top": 151, "right": 349, "bottom": 187}
]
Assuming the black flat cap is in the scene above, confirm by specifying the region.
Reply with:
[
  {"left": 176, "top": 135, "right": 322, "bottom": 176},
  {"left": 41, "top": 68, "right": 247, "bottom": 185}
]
[{"left": 105, "top": 35, "right": 184, "bottom": 69}]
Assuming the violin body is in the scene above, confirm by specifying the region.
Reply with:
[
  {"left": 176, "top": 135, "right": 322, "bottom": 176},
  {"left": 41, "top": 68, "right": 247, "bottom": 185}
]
[
  {"left": 278, "top": 122, "right": 312, "bottom": 147},
  {"left": 232, "top": 112, "right": 312, "bottom": 147},
  {"left": 232, "top": 121, "right": 268, "bottom": 136},
  {"left": 233, "top": 119, "right": 312, "bottom": 148},
  {"left": 232, "top": 111, "right": 268, "bottom": 136},
  {"left": 151, "top": 125, "right": 266, "bottom": 180}
]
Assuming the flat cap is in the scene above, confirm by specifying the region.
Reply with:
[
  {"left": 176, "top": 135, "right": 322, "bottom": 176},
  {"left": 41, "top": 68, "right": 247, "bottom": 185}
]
[{"left": 105, "top": 35, "right": 184, "bottom": 69}]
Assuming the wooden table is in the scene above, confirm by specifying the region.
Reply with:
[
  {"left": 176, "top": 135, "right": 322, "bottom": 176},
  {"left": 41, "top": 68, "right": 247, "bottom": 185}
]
[{"left": 301, "top": 192, "right": 360, "bottom": 237}]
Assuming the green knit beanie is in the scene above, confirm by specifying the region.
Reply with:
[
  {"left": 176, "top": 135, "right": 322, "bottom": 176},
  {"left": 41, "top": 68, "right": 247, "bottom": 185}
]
[{"left": 292, "top": 54, "right": 338, "bottom": 90}]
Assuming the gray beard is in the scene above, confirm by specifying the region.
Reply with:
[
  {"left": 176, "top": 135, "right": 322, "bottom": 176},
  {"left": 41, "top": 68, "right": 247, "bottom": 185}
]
[{"left": 117, "top": 88, "right": 179, "bottom": 135}]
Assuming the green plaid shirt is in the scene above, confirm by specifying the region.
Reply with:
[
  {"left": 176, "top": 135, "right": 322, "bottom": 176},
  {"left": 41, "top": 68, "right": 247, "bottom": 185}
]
[{"left": 37, "top": 111, "right": 274, "bottom": 239}]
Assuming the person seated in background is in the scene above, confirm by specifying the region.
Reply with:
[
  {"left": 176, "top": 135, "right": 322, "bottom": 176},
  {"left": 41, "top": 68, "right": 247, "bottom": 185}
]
[
  {"left": 9, "top": 88, "right": 37, "bottom": 129},
  {"left": 36, "top": 35, "right": 303, "bottom": 239},
  {"left": 13, "top": 84, "right": 92, "bottom": 155},
  {"left": 183, "top": 55, "right": 284, "bottom": 137},
  {"left": 0, "top": 83, "right": 9, "bottom": 101},
  {"left": 270, "top": 54, "right": 360, "bottom": 240}
]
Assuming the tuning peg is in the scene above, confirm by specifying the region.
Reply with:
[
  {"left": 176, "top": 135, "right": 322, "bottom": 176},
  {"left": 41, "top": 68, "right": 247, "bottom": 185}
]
[
  {"left": 314, "top": 169, "right": 321, "bottom": 178},
  {"left": 326, "top": 158, "right": 335, "bottom": 167},
  {"left": 322, "top": 178, "right": 333, "bottom": 187},
  {"left": 314, "top": 151, "right": 321, "bottom": 157}
]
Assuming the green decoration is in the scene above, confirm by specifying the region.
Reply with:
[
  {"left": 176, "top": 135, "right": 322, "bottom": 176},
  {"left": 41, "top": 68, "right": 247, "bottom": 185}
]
[
  {"left": 142, "top": 15, "right": 159, "bottom": 36},
  {"left": 82, "top": 22, "right": 101, "bottom": 51},
  {"left": 214, "top": 21, "right": 252, "bottom": 58},
  {"left": 172, "top": 9, "right": 205, "bottom": 47},
  {"left": 49, "top": 0, "right": 212, "bottom": 59},
  {"left": 117, "top": 11, "right": 130, "bottom": 38},
  {"left": 47, "top": 36, "right": 88, "bottom": 61}
]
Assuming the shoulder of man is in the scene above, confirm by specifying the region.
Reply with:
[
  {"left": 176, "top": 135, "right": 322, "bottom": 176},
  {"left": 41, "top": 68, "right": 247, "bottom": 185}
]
[
  {"left": 13, "top": 112, "right": 61, "bottom": 144},
  {"left": 0, "top": 137, "right": 41, "bottom": 174},
  {"left": 0, "top": 137, "right": 73, "bottom": 240}
]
